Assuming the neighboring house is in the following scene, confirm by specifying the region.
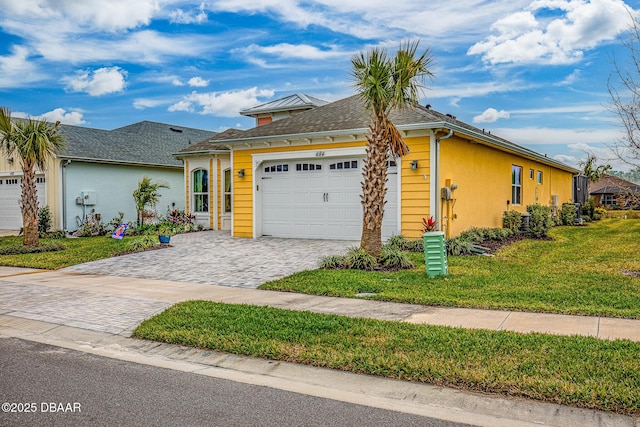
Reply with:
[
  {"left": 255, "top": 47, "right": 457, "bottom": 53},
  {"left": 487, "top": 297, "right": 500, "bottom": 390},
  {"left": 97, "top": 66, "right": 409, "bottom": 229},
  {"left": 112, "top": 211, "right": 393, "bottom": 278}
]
[
  {"left": 177, "top": 94, "right": 578, "bottom": 240},
  {"left": 590, "top": 175, "right": 640, "bottom": 209},
  {"left": 0, "top": 121, "right": 216, "bottom": 231}
]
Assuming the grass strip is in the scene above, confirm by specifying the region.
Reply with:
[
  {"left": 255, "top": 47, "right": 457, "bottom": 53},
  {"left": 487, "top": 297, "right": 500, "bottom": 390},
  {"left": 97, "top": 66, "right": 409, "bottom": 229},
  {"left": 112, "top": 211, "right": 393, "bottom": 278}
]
[
  {"left": 133, "top": 301, "right": 640, "bottom": 416},
  {"left": 260, "top": 219, "right": 640, "bottom": 319},
  {"left": 0, "top": 235, "right": 132, "bottom": 269}
]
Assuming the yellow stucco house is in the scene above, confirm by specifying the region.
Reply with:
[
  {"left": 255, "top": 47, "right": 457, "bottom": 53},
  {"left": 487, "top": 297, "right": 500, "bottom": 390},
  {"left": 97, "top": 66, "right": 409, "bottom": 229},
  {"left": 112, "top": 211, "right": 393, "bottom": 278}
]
[{"left": 176, "top": 94, "right": 578, "bottom": 240}]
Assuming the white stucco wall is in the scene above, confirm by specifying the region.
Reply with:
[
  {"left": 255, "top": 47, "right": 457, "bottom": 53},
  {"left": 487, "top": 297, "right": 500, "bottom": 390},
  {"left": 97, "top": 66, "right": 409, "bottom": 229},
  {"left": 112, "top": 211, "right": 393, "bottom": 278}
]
[{"left": 62, "top": 162, "right": 184, "bottom": 231}]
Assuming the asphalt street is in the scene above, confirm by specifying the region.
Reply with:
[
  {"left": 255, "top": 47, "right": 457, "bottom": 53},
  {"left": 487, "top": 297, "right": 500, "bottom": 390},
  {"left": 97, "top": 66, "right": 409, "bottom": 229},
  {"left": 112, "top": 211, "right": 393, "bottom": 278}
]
[{"left": 0, "top": 337, "right": 470, "bottom": 427}]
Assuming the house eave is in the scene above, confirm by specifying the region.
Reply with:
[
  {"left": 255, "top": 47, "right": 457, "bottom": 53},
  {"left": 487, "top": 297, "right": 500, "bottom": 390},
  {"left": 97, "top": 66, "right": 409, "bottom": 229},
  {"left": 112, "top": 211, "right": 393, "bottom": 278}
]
[
  {"left": 57, "top": 155, "right": 182, "bottom": 169},
  {"left": 173, "top": 149, "right": 231, "bottom": 159},
  {"left": 194, "top": 121, "right": 579, "bottom": 174}
]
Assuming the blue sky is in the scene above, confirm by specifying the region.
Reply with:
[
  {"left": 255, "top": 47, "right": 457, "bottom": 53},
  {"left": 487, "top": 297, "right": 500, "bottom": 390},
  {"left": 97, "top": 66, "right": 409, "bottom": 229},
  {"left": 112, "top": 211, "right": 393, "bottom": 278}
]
[{"left": 1, "top": 0, "right": 638, "bottom": 170}]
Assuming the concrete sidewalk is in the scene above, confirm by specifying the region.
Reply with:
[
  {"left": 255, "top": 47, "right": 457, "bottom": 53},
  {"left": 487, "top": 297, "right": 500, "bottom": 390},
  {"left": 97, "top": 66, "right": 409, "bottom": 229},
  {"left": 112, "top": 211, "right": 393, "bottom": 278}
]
[
  {"left": 1, "top": 266, "right": 639, "bottom": 341},
  {"left": 1, "top": 266, "right": 639, "bottom": 427}
]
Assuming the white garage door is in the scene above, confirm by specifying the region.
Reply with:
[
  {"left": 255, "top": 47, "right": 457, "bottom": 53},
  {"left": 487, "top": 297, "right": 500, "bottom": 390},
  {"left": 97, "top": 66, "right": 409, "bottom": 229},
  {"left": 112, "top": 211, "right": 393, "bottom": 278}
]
[
  {"left": 0, "top": 176, "right": 46, "bottom": 230},
  {"left": 260, "top": 157, "right": 398, "bottom": 240}
]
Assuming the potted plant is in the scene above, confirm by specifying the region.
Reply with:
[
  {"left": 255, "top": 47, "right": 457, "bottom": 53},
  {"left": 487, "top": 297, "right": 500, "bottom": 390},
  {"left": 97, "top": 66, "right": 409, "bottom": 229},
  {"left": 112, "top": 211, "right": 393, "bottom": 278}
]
[{"left": 157, "top": 222, "right": 175, "bottom": 244}]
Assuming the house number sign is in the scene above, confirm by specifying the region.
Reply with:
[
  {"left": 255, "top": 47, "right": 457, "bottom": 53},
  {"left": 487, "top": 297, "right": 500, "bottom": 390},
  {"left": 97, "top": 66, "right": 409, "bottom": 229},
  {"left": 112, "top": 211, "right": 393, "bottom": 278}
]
[{"left": 315, "top": 151, "right": 325, "bottom": 157}]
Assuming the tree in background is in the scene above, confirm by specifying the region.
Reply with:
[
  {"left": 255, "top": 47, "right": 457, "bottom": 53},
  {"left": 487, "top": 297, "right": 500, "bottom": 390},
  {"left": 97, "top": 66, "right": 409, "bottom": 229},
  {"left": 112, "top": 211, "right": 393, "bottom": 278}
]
[
  {"left": 609, "top": 12, "right": 640, "bottom": 171},
  {"left": 133, "top": 176, "right": 169, "bottom": 226},
  {"left": 351, "top": 40, "right": 434, "bottom": 256},
  {"left": 0, "top": 107, "right": 65, "bottom": 247},
  {"left": 580, "top": 154, "right": 611, "bottom": 183}
]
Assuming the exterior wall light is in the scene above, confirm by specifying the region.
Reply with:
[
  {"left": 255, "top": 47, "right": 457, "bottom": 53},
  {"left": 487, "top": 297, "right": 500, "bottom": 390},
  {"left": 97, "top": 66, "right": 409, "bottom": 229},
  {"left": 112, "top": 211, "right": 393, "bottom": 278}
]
[
  {"left": 411, "top": 160, "right": 418, "bottom": 170},
  {"left": 237, "top": 169, "right": 245, "bottom": 178}
]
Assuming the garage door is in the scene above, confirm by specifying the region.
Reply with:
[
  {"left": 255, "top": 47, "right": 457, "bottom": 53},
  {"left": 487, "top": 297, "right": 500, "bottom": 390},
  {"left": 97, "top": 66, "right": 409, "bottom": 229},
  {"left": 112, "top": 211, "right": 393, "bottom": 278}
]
[
  {"left": 0, "top": 176, "right": 46, "bottom": 230},
  {"left": 260, "top": 157, "right": 397, "bottom": 240}
]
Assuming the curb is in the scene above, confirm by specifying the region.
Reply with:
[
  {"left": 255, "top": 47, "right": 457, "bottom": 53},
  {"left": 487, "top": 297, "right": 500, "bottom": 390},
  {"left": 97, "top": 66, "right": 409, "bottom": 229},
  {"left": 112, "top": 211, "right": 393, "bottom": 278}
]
[{"left": 1, "top": 315, "right": 637, "bottom": 427}]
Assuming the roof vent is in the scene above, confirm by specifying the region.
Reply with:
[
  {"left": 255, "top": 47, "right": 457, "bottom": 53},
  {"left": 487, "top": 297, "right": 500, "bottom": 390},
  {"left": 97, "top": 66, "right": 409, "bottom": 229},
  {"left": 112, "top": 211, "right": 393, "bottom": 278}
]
[
  {"left": 425, "top": 104, "right": 431, "bottom": 109},
  {"left": 169, "top": 127, "right": 183, "bottom": 133},
  {"left": 445, "top": 114, "right": 456, "bottom": 119}
]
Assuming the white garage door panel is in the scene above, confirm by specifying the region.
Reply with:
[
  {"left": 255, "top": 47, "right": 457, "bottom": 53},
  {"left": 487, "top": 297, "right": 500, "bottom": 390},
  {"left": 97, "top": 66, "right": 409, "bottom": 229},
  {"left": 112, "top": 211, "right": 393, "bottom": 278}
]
[
  {"left": 261, "top": 158, "right": 398, "bottom": 240},
  {"left": 0, "top": 177, "right": 46, "bottom": 230}
]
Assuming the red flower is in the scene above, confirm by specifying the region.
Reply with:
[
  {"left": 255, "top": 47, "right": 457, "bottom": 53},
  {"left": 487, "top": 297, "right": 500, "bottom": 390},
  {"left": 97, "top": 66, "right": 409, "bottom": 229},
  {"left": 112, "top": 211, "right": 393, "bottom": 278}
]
[{"left": 422, "top": 216, "right": 438, "bottom": 232}]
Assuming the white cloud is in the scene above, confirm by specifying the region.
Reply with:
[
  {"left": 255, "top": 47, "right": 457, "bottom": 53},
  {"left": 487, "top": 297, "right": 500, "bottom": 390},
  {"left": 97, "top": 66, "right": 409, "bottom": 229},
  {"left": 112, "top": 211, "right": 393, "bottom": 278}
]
[
  {"left": 468, "top": 0, "right": 634, "bottom": 64},
  {"left": 492, "top": 126, "right": 623, "bottom": 146},
  {"left": 39, "top": 108, "right": 86, "bottom": 125},
  {"left": 237, "top": 43, "right": 347, "bottom": 60},
  {"left": 133, "top": 98, "right": 168, "bottom": 109},
  {"left": 64, "top": 67, "right": 127, "bottom": 96},
  {"left": 169, "top": 87, "right": 276, "bottom": 116},
  {"left": 0, "top": 45, "right": 44, "bottom": 87},
  {"left": 12, "top": 108, "right": 86, "bottom": 125},
  {"left": 473, "top": 108, "right": 511, "bottom": 123},
  {"left": 0, "top": 0, "right": 158, "bottom": 31},
  {"left": 172, "top": 78, "right": 185, "bottom": 86},
  {"left": 169, "top": 3, "right": 208, "bottom": 24},
  {"left": 188, "top": 77, "right": 210, "bottom": 87},
  {"left": 428, "top": 80, "right": 534, "bottom": 100},
  {"left": 37, "top": 30, "right": 217, "bottom": 65}
]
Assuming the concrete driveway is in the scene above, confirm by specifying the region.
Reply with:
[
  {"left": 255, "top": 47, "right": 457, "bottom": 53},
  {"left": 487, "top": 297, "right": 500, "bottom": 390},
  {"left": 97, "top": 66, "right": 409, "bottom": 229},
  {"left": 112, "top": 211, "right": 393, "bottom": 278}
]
[{"left": 62, "top": 231, "right": 354, "bottom": 289}]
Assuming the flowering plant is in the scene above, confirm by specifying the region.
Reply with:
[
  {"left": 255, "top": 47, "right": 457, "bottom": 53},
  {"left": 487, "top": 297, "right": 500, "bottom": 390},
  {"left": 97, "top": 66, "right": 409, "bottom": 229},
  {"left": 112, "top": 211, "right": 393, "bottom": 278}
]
[{"left": 421, "top": 216, "right": 438, "bottom": 233}]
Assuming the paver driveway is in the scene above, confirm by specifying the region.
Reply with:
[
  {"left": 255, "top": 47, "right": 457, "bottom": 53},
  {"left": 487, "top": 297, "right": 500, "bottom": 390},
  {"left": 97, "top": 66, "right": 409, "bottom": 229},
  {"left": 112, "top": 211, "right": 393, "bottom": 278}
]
[{"left": 62, "top": 231, "right": 354, "bottom": 289}]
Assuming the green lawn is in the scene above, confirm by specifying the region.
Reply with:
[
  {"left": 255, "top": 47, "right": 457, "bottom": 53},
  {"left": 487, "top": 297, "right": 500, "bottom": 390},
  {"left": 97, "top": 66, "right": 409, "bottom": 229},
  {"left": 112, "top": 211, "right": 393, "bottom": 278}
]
[
  {"left": 0, "top": 235, "right": 135, "bottom": 269},
  {"left": 260, "top": 219, "right": 640, "bottom": 319},
  {"left": 133, "top": 301, "right": 640, "bottom": 416}
]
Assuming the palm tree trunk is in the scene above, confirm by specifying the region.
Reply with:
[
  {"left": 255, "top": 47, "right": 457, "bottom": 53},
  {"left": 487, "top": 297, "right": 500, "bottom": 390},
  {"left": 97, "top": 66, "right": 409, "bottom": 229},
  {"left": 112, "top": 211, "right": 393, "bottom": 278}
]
[
  {"left": 21, "top": 160, "right": 40, "bottom": 247},
  {"left": 360, "top": 118, "right": 389, "bottom": 256}
]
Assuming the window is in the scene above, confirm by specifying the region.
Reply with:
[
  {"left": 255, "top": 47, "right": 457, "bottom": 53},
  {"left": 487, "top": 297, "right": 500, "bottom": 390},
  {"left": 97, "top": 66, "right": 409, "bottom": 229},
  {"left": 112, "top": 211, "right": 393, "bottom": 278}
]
[
  {"left": 329, "top": 160, "right": 358, "bottom": 170},
  {"left": 264, "top": 164, "right": 289, "bottom": 173},
  {"left": 295, "top": 163, "right": 322, "bottom": 171},
  {"left": 512, "top": 165, "right": 522, "bottom": 205},
  {"left": 223, "top": 169, "right": 231, "bottom": 213},
  {"left": 537, "top": 171, "right": 543, "bottom": 184},
  {"left": 36, "top": 177, "right": 46, "bottom": 184},
  {"left": 601, "top": 194, "right": 617, "bottom": 206},
  {"left": 529, "top": 169, "right": 534, "bottom": 179},
  {"left": 192, "top": 169, "right": 208, "bottom": 212}
]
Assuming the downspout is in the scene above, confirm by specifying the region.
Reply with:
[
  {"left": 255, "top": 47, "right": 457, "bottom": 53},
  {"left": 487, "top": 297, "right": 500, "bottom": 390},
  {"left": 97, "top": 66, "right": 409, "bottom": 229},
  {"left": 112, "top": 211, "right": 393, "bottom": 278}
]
[
  {"left": 61, "top": 159, "right": 71, "bottom": 231},
  {"left": 435, "top": 129, "right": 453, "bottom": 236}
]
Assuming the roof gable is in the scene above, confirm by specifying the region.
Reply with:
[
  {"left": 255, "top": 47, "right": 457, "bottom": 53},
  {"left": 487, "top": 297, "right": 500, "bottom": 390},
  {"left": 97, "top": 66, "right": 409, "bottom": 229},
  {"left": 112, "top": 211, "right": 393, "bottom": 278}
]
[{"left": 590, "top": 175, "right": 640, "bottom": 194}]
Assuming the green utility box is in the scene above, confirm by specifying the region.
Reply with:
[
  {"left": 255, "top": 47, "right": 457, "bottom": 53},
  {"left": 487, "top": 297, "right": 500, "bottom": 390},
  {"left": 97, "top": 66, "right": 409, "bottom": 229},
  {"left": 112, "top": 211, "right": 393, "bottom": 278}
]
[{"left": 423, "top": 231, "right": 448, "bottom": 277}]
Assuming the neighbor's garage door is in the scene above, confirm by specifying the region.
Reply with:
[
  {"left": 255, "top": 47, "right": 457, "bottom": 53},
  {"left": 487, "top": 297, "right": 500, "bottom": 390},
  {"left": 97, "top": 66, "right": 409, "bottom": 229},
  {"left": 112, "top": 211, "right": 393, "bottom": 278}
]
[
  {"left": 0, "top": 176, "right": 46, "bottom": 230},
  {"left": 260, "top": 157, "right": 397, "bottom": 240}
]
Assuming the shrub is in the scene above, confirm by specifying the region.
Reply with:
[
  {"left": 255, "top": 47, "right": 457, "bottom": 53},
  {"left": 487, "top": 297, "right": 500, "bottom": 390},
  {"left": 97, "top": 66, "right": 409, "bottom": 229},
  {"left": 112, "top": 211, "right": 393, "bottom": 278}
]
[
  {"left": 593, "top": 207, "right": 607, "bottom": 221},
  {"left": 319, "top": 255, "right": 346, "bottom": 269},
  {"left": 386, "top": 235, "right": 423, "bottom": 252},
  {"left": 446, "top": 237, "right": 473, "bottom": 256},
  {"left": 503, "top": 210, "right": 522, "bottom": 233},
  {"left": 581, "top": 197, "right": 596, "bottom": 219},
  {"left": 124, "top": 235, "right": 157, "bottom": 252},
  {"left": 526, "top": 204, "right": 553, "bottom": 238},
  {"left": 378, "top": 246, "right": 414, "bottom": 270},
  {"left": 559, "top": 203, "right": 577, "bottom": 226},
  {"left": 386, "top": 235, "right": 407, "bottom": 250},
  {"left": 344, "top": 248, "right": 377, "bottom": 271},
  {"left": 37, "top": 206, "right": 52, "bottom": 233},
  {"left": 404, "top": 239, "right": 424, "bottom": 252}
]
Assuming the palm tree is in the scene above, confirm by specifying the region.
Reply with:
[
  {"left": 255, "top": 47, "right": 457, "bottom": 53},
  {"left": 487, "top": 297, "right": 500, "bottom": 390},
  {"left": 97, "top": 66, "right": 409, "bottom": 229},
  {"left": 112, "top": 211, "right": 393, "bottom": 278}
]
[
  {"left": 0, "top": 107, "right": 65, "bottom": 247},
  {"left": 133, "top": 176, "right": 169, "bottom": 226},
  {"left": 580, "top": 154, "right": 611, "bottom": 183},
  {"left": 352, "top": 41, "right": 434, "bottom": 256}
]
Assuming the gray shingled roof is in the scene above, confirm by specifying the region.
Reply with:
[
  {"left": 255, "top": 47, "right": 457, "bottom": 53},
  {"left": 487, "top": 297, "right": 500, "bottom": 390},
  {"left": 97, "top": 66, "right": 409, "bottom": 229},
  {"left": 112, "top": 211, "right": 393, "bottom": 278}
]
[
  {"left": 179, "top": 95, "right": 577, "bottom": 173},
  {"left": 58, "top": 121, "right": 217, "bottom": 167},
  {"left": 240, "top": 93, "right": 329, "bottom": 116}
]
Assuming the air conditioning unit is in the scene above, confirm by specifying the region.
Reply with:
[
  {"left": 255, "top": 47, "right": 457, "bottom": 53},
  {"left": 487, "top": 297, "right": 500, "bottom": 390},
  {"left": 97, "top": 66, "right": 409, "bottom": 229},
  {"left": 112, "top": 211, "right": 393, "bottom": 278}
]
[{"left": 551, "top": 194, "right": 559, "bottom": 207}]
